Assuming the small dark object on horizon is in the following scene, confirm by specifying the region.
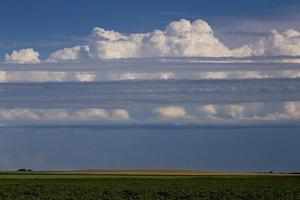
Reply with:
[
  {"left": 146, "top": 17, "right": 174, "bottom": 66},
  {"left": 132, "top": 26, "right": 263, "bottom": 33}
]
[{"left": 17, "top": 169, "right": 33, "bottom": 172}]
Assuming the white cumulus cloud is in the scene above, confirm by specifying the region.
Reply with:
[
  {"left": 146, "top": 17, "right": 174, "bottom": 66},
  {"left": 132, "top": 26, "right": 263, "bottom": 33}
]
[
  {"left": 89, "top": 19, "right": 232, "bottom": 59},
  {"left": 236, "top": 29, "right": 300, "bottom": 57},
  {"left": 5, "top": 48, "right": 40, "bottom": 64},
  {"left": 48, "top": 19, "right": 236, "bottom": 61},
  {"left": 7, "top": 19, "right": 300, "bottom": 63},
  {"left": 48, "top": 19, "right": 300, "bottom": 60},
  {"left": 111, "top": 109, "right": 130, "bottom": 120},
  {"left": 47, "top": 45, "right": 90, "bottom": 62},
  {"left": 153, "top": 106, "right": 190, "bottom": 119}
]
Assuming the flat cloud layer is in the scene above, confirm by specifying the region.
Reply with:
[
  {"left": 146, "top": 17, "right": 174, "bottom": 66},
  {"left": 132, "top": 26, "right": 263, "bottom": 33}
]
[
  {"left": 1, "top": 69, "right": 300, "bottom": 83},
  {"left": 197, "top": 102, "right": 300, "bottom": 122},
  {"left": 0, "top": 102, "right": 299, "bottom": 125},
  {"left": 0, "top": 108, "right": 130, "bottom": 122},
  {"left": 152, "top": 102, "right": 300, "bottom": 124}
]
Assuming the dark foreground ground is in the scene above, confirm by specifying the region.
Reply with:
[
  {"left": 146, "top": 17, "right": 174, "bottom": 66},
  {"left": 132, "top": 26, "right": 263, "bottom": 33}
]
[{"left": 0, "top": 173, "right": 300, "bottom": 200}]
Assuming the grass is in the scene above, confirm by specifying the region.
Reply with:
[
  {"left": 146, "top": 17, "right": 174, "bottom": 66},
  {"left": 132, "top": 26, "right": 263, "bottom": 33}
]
[{"left": 0, "top": 172, "right": 299, "bottom": 199}]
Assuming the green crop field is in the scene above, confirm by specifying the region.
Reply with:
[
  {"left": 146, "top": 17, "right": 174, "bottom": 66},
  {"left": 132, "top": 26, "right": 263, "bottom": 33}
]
[{"left": 0, "top": 174, "right": 300, "bottom": 200}]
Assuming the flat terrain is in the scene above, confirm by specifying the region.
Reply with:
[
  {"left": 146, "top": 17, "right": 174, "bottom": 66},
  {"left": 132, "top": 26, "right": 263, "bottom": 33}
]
[
  {"left": 1, "top": 170, "right": 298, "bottom": 178},
  {"left": 0, "top": 171, "right": 300, "bottom": 199}
]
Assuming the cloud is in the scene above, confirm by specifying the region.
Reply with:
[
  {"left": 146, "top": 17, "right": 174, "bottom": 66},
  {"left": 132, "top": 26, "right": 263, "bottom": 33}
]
[
  {"left": 0, "top": 108, "right": 131, "bottom": 123},
  {"left": 74, "top": 72, "right": 96, "bottom": 82},
  {"left": 108, "top": 72, "right": 139, "bottom": 80},
  {"left": 199, "top": 105, "right": 218, "bottom": 115},
  {"left": 232, "top": 45, "right": 254, "bottom": 57},
  {"left": 152, "top": 102, "right": 300, "bottom": 124},
  {"left": 159, "top": 72, "right": 175, "bottom": 80},
  {"left": 198, "top": 104, "right": 247, "bottom": 120},
  {"left": 89, "top": 27, "right": 142, "bottom": 59},
  {"left": 1, "top": 103, "right": 300, "bottom": 125},
  {"left": 0, "top": 109, "right": 40, "bottom": 121},
  {"left": 153, "top": 106, "right": 190, "bottom": 119},
  {"left": 74, "top": 109, "right": 109, "bottom": 120},
  {"left": 237, "top": 29, "right": 300, "bottom": 57},
  {"left": 197, "top": 102, "right": 300, "bottom": 122},
  {"left": 51, "top": 19, "right": 300, "bottom": 60},
  {"left": 106, "top": 72, "right": 175, "bottom": 81},
  {"left": 111, "top": 109, "right": 130, "bottom": 120},
  {"left": 5, "top": 48, "right": 40, "bottom": 64},
  {"left": 87, "top": 19, "right": 233, "bottom": 59},
  {"left": 3, "top": 71, "right": 66, "bottom": 82},
  {"left": 6, "top": 19, "right": 300, "bottom": 62},
  {"left": 47, "top": 19, "right": 237, "bottom": 61},
  {"left": 1, "top": 69, "right": 300, "bottom": 83},
  {"left": 0, "top": 71, "right": 67, "bottom": 82},
  {"left": 0, "top": 71, "right": 5, "bottom": 82},
  {"left": 223, "top": 105, "right": 246, "bottom": 119},
  {"left": 197, "top": 70, "right": 300, "bottom": 79},
  {"left": 47, "top": 45, "right": 90, "bottom": 62}
]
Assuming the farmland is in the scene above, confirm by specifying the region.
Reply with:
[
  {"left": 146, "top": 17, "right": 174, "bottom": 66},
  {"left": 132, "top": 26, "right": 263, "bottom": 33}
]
[{"left": 0, "top": 171, "right": 300, "bottom": 200}]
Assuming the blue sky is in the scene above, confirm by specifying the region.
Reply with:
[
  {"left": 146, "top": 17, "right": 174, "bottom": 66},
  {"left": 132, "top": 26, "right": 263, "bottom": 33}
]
[{"left": 1, "top": 0, "right": 300, "bottom": 58}]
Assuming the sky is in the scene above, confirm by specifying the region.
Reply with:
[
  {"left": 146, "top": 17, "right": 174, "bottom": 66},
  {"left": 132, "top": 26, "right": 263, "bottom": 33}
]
[
  {"left": 0, "top": 0, "right": 300, "bottom": 171},
  {"left": 1, "top": 0, "right": 300, "bottom": 59}
]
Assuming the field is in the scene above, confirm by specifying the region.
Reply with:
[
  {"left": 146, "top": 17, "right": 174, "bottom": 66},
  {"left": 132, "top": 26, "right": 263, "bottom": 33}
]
[{"left": 0, "top": 171, "right": 300, "bottom": 200}]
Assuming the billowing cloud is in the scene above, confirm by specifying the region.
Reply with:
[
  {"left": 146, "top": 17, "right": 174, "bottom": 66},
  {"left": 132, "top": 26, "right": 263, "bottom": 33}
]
[
  {"left": 88, "top": 19, "right": 232, "bottom": 59},
  {"left": 47, "top": 19, "right": 300, "bottom": 60},
  {"left": 46, "top": 19, "right": 238, "bottom": 61},
  {"left": 47, "top": 45, "right": 90, "bottom": 62},
  {"left": 254, "top": 29, "right": 300, "bottom": 56},
  {"left": 5, "top": 19, "right": 300, "bottom": 62},
  {"left": 5, "top": 48, "right": 41, "bottom": 64},
  {"left": 235, "top": 29, "right": 300, "bottom": 57}
]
